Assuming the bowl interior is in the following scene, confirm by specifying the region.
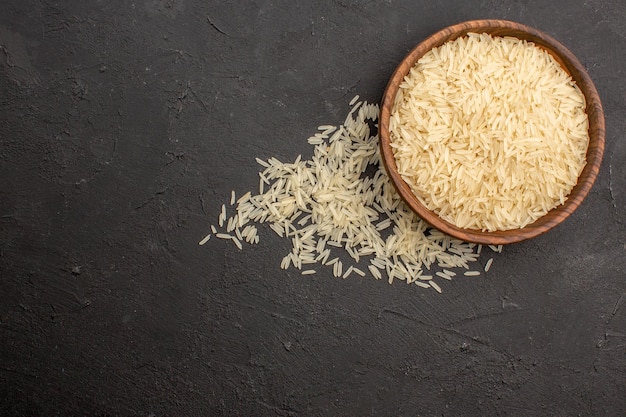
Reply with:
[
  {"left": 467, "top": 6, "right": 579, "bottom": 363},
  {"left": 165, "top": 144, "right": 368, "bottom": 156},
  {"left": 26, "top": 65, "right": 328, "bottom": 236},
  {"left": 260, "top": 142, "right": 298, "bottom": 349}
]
[{"left": 379, "top": 19, "right": 605, "bottom": 245}]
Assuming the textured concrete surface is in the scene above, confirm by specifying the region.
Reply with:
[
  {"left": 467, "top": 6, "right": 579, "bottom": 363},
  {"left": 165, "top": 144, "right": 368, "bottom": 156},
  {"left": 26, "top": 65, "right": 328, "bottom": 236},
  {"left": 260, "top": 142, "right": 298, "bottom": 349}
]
[{"left": 1, "top": 0, "right": 625, "bottom": 416}]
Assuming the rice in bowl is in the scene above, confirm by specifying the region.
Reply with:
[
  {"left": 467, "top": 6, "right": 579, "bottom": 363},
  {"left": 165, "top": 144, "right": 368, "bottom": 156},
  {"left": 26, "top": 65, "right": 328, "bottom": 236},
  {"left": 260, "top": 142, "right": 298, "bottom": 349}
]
[{"left": 389, "top": 32, "right": 590, "bottom": 232}]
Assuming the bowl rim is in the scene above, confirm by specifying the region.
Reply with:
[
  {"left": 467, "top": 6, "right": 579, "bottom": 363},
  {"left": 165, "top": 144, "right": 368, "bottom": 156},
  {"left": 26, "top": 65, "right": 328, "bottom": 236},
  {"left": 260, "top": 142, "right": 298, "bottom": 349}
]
[{"left": 379, "top": 19, "right": 605, "bottom": 245}]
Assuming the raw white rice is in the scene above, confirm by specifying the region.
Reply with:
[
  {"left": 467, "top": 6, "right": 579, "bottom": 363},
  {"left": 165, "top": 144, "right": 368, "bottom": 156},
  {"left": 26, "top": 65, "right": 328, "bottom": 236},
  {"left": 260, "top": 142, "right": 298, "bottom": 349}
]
[
  {"left": 226, "top": 216, "right": 237, "bottom": 232},
  {"left": 353, "top": 267, "right": 366, "bottom": 277},
  {"left": 281, "top": 254, "right": 291, "bottom": 270},
  {"left": 202, "top": 95, "right": 500, "bottom": 292},
  {"left": 489, "top": 245, "right": 504, "bottom": 253},
  {"left": 368, "top": 265, "right": 382, "bottom": 280},
  {"left": 390, "top": 33, "right": 589, "bottom": 232},
  {"left": 198, "top": 234, "right": 211, "bottom": 245},
  {"left": 429, "top": 281, "right": 442, "bottom": 293},
  {"left": 343, "top": 265, "right": 354, "bottom": 278},
  {"left": 484, "top": 257, "right": 494, "bottom": 272},
  {"left": 237, "top": 191, "right": 251, "bottom": 205},
  {"left": 435, "top": 271, "right": 452, "bottom": 280},
  {"left": 219, "top": 204, "right": 226, "bottom": 227},
  {"left": 255, "top": 157, "right": 270, "bottom": 168},
  {"left": 442, "top": 269, "right": 456, "bottom": 277}
]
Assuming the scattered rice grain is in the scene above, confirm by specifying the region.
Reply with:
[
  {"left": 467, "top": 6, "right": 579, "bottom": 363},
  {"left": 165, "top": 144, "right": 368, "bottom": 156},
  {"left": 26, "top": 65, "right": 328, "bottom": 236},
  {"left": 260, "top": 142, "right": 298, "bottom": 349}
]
[
  {"left": 353, "top": 267, "right": 365, "bottom": 277},
  {"left": 485, "top": 258, "right": 494, "bottom": 272},
  {"left": 429, "top": 281, "right": 442, "bottom": 293}
]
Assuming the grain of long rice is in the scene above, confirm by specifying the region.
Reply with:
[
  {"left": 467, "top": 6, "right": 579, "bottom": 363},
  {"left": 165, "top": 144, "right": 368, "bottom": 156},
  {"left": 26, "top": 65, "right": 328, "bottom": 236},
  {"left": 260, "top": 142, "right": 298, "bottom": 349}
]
[
  {"left": 443, "top": 269, "right": 456, "bottom": 277},
  {"left": 429, "top": 281, "right": 442, "bottom": 293},
  {"left": 343, "top": 265, "right": 354, "bottom": 279},
  {"left": 219, "top": 205, "right": 226, "bottom": 227},
  {"left": 255, "top": 157, "right": 270, "bottom": 168},
  {"left": 484, "top": 258, "right": 494, "bottom": 272},
  {"left": 435, "top": 271, "right": 452, "bottom": 280},
  {"left": 353, "top": 267, "right": 365, "bottom": 277}
]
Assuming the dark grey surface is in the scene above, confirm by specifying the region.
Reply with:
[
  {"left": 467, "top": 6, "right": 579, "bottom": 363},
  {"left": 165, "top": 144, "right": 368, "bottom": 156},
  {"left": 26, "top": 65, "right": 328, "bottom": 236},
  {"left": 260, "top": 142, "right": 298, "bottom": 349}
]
[{"left": 1, "top": 0, "right": 625, "bottom": 416}]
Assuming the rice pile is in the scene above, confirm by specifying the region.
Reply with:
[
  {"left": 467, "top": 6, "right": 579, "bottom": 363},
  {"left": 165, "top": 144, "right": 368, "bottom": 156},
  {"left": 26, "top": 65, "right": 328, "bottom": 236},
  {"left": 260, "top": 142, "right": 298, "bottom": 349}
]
[
  {"left": 390, "top": 33, "right": 589, "bottom": 231},
  {"left": 200, "top": 96, "right": 501, "bottom": 292}
]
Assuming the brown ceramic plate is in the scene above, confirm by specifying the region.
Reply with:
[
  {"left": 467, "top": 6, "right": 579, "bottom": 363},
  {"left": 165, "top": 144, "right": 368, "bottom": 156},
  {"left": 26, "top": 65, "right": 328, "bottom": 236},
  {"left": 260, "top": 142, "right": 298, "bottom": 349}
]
[{"left": 379, "top": 19, "right": 605, "bottom": 245}]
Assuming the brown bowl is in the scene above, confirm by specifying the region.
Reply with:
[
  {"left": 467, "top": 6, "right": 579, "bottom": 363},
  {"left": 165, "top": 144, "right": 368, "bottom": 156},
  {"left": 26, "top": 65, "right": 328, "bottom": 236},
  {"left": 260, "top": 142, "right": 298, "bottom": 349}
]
[{"left": 379, "top": 19, "right": 605, "bottom": 245}]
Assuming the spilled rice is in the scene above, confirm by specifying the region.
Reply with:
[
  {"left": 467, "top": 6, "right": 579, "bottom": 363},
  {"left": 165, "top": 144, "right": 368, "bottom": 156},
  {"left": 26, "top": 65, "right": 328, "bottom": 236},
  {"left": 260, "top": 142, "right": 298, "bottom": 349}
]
[{"left": 200, "top": 97, "right": 500, "bottom": 292}]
